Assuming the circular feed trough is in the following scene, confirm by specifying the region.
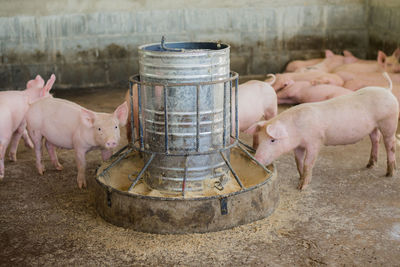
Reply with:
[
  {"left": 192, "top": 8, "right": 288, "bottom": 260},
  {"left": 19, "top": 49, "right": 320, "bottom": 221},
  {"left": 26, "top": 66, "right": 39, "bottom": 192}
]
[{"left": 92, "top": 39, "right": 279, "bottom": 234}]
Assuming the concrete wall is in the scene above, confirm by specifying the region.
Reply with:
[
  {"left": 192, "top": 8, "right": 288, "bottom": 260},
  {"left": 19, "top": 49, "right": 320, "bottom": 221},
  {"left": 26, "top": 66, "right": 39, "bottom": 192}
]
[
  {"left": 0, "top": 0, "right": 377, "bottom": 89},
  {"left": 367, "top": 0, "right": 400, "bottom": 59}
]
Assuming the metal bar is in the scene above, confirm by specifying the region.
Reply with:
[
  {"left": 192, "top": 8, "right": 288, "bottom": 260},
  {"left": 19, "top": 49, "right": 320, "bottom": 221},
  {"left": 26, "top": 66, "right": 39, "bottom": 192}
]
[
  {"left": 97, "top": 148, "right": 133, "bottom": 178},
  {"left": 129, "top": 80, "right": 136, "bottom": 145},
  {"left": 164, "top": 85, "right": 169, "bottom": 153},
  {"left": 233, "top": 136, "right": 256, "bottom": 153},
  {"left": 109, "top": 144, "right": 129, "bottom": 160},
  {"left": 129, "top": 71, "right": 239, "bottom": 88},
  {"left": 222, "top": 81, "right": 227, "bottom": 147},
  {"left": 196, "top": 84, "right": 200, "bottom": 152},
  {"left": 229, "top": 78, "right": 233, "bottom": 141},
  {"left": 238, "top": 144, "right": 272, "bottom": 174},
  {"left": 219, "top": 151, "right": 244, "bottom": 189},
  {"left": 182, "top": 156, "right": 189, "bottom": 197},
  {"left": 137, "top": 82, "right": 144, "bottom": 150},
  {"left": 128, "top": 153, "right": 156, "bottom": 191},
  {"left": 235, "top": 77, "right": 239, "bottom": 140}
]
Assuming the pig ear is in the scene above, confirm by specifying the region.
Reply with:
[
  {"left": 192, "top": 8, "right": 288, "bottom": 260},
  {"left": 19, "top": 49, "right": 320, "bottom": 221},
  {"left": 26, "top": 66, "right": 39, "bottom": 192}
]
[
  {"left": 114, "top": 101, "right": 129, "bottom": 127},
  {"left": 325, "top": 50, "right": 335, "bottom": 58},
  {"left": 266, "top": 122, "right": 288, "bottom": 139},
  {"left": 244, "top": 121, "right": 268, "bottom": 135},
  {"left": 393, "top": 48, "right": 400, "bottom": 60},
  {"left": 81, "top": 109, "right": 96, "bottom": 128},
  {"left": 343, "top": 50, "right": 353, "bottom": 57},
  {"left": 377, "top": 51, "right": 387, "bottom": 66},
  {"left": 41, "top": 74, "right": 56, "bottom": 97},
  {"left": 26, "top": 75, "right": 44, "bottom": 89}
]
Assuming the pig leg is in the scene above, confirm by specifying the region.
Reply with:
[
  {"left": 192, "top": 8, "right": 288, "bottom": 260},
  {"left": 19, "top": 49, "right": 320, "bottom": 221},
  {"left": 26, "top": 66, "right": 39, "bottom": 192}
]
[
  {"left": 366, "top": 128, "right": 381, "bottom": 168},
  {"left": 298, "top": 145, "right": 320, "bottom": 190},
  {"left": 22, "top": 129, "right": 34, "bottom": 149},
  {"left": 75, "top": 148, "right": 87, "bottom": 189},
  {"left": 45, "top": 140, "right": 63, "bottom": 171},
  {"left": 0, "top": 138, "right": 11, "bottom": 180},
  {"left": 378, "top": 120, "right": 398, "bottom": 177},
  {"left": 294, "top": 147, "right": 306, "bottom": 177},
  {"left": 382, "top": 135, "right": 396, "bottom": 177},
  {"left": 29, "top": 129, "right": 45, "bottom": 175},
  {"left": 8, "top": 121, "right": 29, "bottom": 162}
]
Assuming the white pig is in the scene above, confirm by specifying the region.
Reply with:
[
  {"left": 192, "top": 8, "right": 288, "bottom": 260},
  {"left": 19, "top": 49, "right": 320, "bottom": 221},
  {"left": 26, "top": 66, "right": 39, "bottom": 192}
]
[
  {"left": 246, "top": 73, "right": 398, "bottom": 190},
  {"left": 26, "top": 98, "right": 128, "bottom": 188},
  {"left": 232, "top": 79, "right": 278, "bottom": 133},
  {"left": 0, "top": 74, "right": 55, "bottom": 180}
]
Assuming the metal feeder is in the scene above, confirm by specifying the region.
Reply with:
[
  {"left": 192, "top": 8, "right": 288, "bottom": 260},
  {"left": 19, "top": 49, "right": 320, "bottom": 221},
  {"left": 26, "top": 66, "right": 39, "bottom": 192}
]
[{"left": 92, "top": 38, "right": 279, "bottom": 234}]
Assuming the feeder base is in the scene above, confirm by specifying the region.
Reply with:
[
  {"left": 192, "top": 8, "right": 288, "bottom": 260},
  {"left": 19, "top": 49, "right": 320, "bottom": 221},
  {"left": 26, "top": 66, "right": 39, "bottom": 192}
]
[{"left": 91, "top": 148, "right": 279, "bottom": 234}]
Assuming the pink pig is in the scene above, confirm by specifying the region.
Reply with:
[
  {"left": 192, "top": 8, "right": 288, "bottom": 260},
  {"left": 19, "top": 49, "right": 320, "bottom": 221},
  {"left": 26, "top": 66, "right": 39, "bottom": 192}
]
[
  {"left": 0, "top": 74, "right": 55, "bottom": 180},
  {"left": 377, "top": 48, "right": 400, "bottom": 73},
  {"left": 334, "top": 48, "right": 400, "bottom": 76},
  {"left": 232, "top": 79, "right": 278, "bottom": 133},
  {"left": 285, "top": 58, "right": 323, "bottom": 72},
  {"left": 26, "top": 98, "right": 128, "bottom": 188},
  {"left": 295, "top": 50, "right": 358, "bottom": 73},
  {"left": 276, "top": 81, "right": 353, "bottom": 104},
  {"left": 246, "top": 73, "right": 398, "bottom": 190},
  {"left": 269, "top": 71, "right": 344, "bottom": 91}
]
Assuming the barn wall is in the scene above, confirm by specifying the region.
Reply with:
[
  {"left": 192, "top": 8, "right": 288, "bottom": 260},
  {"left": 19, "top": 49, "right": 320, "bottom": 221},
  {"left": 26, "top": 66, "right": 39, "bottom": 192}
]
[
  {"left": 0, "top": 0, "right": 375, "bottom": 89},
  {"left": 367, "top": 0, "right": 400, "bottom": 59}
]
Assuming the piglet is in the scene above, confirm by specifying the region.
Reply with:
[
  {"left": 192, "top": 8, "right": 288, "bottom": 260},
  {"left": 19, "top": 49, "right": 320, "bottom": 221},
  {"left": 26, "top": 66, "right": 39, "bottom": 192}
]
[
  {"left": 269, "top": 71, "right": 344, "bottom": 92},
  {"left": 378, "top": 48, "right": 400, "bottom": 73},
  {"left": 277, "top": 81, "right": 353, "bottom": 104},
  {"left": 285, "top": 58, "right": 323, "bottom": 72},
  {"left": 26, "top": 98, "right": 128, "bottom": 188},
  {"left": 247, "top": 73, "right": 398, "bottom": 190},
  {"left": 295, "top": 50, "right": 358, "bottom": 73},
  {"left": 0, "top": 74, "right": 55, "bottom": 180},
  {"left": 232, "top": 79, "right": 278, "bottom": 132}
]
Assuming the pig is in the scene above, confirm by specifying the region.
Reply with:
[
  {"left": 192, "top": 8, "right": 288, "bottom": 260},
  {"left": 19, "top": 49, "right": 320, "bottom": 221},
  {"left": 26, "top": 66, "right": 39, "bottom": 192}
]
[
  {"left": 295, "top": 50, "right": 358, "bottom": 73},
  {"left": 285, "top": 58, "right": 323, "bottom": 73},
  {"left": 246, "top": 73, "right": 398, "bottom": 190},
  {"left": 269, "top": 71, "right": 344, "bottom": 92},
  {"left": 343, "top": 73, "right": 400, "bottom": 91},
  {"left": 276, "top": 81, "right": 353, "bottom": 104},
  {"left": 0, "top": 74, "right": 55, "bottom": 180},
  {"left": 333, "top": 48, "right": 400, "bottom": 76},
  {"left": 232, "top": 79, "right": 278, "bottom": 133},
  {"left": 377, "top": 48, "right": 400, "bottom": 73},
  {"left": 26, "top": 98, "right": 128, "bottom": 188}
]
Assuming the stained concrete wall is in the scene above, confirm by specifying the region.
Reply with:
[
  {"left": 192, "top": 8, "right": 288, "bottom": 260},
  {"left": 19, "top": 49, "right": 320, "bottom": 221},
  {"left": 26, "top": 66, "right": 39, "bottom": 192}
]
[
  {"left": 0, "top": 0, "right": 378, "bottom": 89},
  {"left": 367, "top": 0, "right": 400, "bottom": 58}
]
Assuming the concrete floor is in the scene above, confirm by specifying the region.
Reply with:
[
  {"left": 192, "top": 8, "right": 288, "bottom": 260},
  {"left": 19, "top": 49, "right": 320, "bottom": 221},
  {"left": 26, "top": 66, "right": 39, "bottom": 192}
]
[{"left": 1, "top": 86, "right": 400, "bottom": 266}]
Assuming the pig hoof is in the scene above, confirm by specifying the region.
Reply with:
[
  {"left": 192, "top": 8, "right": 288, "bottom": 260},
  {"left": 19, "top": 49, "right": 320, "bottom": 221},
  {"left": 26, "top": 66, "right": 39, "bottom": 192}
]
[
  {"left": 297, "top": 182, "right": 308, "bottom": 190},
  {"left": 55, "top": 164, "right": 63, "bottom": 171},
  {"left": 25, "top": 141, "right": 34, "bottom": 149},
  {"left": 386, "top": 171, "right": 394, "bottom": 177},
  {"left": 8, "top": 153, "right": 17, "bottom": 162},
  {"left": 366, "top": 162, "right": 375, "bottom": 169},
  {"left": 77, "top": 180, "right": 87, "bottom": 189},
  {"left": 0, "top": 175, "right": 4, "bottom": 181},
  {"left": 37, "top": 166, "right": 45, "bottom": 175}
]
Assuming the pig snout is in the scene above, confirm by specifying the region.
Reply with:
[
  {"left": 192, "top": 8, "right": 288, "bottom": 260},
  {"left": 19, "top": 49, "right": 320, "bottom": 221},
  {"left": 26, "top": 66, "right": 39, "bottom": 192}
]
[{"left": 105, "top": 139, "right": 118, "bottom": 149}]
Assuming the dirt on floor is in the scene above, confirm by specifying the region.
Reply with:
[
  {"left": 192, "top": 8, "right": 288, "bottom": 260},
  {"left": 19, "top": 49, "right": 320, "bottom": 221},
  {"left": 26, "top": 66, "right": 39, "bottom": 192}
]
[{"left": 1, "top": 86, "right": 400, "bottom": 266}]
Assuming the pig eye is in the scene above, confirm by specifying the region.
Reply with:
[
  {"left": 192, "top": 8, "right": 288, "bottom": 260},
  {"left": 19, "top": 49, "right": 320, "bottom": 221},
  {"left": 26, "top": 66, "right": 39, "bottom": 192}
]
[
  {"left": 115, "top": 126, "right": 118, "bottom": 129},
  {"left": 98, "top": 128, "right": 101, "bottom": 131},
  {"left": 270, "top": 139, "right": 276, "bottom": 143}
]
